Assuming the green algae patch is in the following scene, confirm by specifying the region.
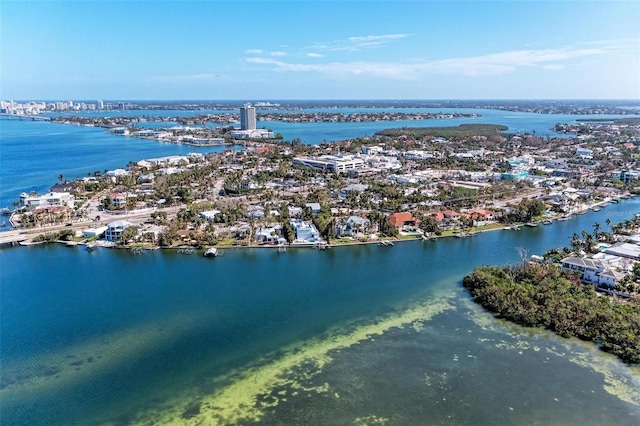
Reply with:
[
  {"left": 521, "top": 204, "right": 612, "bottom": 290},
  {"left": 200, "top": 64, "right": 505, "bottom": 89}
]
[
  {"left": 145, "top": 295, "right": 455, "bottom": 425},
  {"left": 354, "top": 414, "right": 390, "bottom": 425},
  {"left": 546, "top": 345, "right": 640, "bottom": 406}
]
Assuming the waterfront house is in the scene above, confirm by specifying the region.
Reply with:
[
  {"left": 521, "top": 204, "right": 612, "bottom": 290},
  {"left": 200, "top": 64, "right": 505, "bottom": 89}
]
[
  {"left": 82, "top": 226, "right": 108, "bottom": 239},
  {"left": 442, "top": 210, "right": 461, "bottom": 221},
  {"left": 560, "top": 256, "right": 624, "bottom": 288},
  {"left": 388, "top": 212, "right": 420, "bottom": 232},
  {"left": 290, "top": 219, "right": 321, "bottom": 242},
  {"left": 105, "top": 220, "right": 136, "bottom": 242},
  {"left": 604, "top": 242, "right": 640, "bottom": 260},
  {"left": 335, "top": 215, "right": 371, "bottom": 237},
  {"left": 255, "top": 225, "right": 284, "bottom": 244},
  {"left": 468, "top": 209, "right": 497, "bottom": 226},
  {"left": 20, "top": 191, "right": 75, "bottom": 210}
]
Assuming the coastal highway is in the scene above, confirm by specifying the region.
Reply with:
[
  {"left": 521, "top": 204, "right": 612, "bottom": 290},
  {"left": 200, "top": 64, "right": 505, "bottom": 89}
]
[{"left": 1, "top": 205, "right": 182, "bottom": 246}]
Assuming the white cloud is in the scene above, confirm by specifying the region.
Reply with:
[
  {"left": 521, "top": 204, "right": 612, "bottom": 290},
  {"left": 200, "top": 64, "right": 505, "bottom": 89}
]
[
  {"left": 270, "top": 51, "right": 287, "bottom": 57},
  {"left": 312, "top": 33, "right": 410, "bottom": 51},
  {"left": 245, "top": 49, "right": 264, "bottom": 54},
  {"left": 246, "top": 39, "right": 638, "bottom": 79},
  {"left": 306, "top": 53, "right": 324, "bottom": 58}
]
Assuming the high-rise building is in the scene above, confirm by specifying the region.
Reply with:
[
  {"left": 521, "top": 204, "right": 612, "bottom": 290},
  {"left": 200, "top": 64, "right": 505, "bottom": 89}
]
[
  {"left": 240, "top": 104, "right": 256, "bottom": 130},
  {"left": 97, "top": 100, "right": 104, "bottom": 110}
]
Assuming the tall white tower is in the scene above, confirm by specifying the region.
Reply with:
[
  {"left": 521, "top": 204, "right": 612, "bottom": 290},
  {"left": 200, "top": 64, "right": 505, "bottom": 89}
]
[{"left": 240, "top": 104, "right": 256, "bottom": 130}]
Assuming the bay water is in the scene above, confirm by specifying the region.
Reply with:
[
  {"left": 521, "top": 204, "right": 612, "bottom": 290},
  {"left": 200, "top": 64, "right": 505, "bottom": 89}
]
[
  {"left": 1, "top": 201, "right": 639, "bottom": 424},
  {"left": 1, "top": 108, "right": 640, "bottom": 424}
]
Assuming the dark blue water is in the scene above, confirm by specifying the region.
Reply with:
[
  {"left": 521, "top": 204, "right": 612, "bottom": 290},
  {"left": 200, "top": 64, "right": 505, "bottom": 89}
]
[
  {"left": 1, "top": 200, "right": 639, "bottom": 424},
  {"left": 0, "top": 118, "right": 234, "bottom": 207}
]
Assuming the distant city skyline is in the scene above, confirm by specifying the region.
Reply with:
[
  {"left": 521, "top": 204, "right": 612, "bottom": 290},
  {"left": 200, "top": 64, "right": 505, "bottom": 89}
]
[{"left": 2, "top": 1, "right": 639, "bottom": 100}]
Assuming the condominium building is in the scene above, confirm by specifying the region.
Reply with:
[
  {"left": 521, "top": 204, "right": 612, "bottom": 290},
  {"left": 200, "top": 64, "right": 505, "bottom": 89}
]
[{"left": 240, "top": 104, "right": 256, "bottom": 130}]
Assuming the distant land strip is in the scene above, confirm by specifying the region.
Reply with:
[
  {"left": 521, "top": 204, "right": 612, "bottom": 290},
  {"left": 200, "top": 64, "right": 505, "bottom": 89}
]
[
  {"left": 576, "top": 117, "right": 640, "bottom": 125},
  {"left": 376, "top": 123, "right": 509, "bottom": 138}
]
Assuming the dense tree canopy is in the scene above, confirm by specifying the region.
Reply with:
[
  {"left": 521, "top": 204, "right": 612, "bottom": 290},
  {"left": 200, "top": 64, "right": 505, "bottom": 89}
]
[{"left": 463, "top": 264, "right": 640, "bottom": 364}]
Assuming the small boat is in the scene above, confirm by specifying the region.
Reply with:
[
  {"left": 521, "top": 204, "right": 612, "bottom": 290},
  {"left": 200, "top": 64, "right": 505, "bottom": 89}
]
[
  {"left": 525, "top": 222, "right": 538, "bottom": 227},
  {"left": 558, "top": 215, "right": 571, "bottom": 221},
  {"left": 86, "top": 242, "right": 98, "bottom": 251},
  {"left": 542, "top": 219, "right": 553, "bottom": 225},
  {"left": 203, "top": 247, "right": 219, "bottom": 257},
  {"left": 591, "top": 207, "right": 601, "bottom": 212},
  {"left": 179, "top": 248, "right": 195, "bottom": 255},
  {"left": 379, "top": 240, "right": 394, "bottom": 246}
]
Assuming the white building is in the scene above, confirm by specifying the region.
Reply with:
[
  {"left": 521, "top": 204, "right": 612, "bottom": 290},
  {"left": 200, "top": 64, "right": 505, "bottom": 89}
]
[
  {"left": 576, "top": 147, "right": 594, "bottom": 159},
  {"left": 20, "top": 192, "right": 75, "bottom": 210},
  {"left": 361, "top": 145, "right": 384, "bottom": 155},
  {"left": 105, "top": 220, "right": 136, "bottom": 242},
  {"left": 290, "top": 219, "right": 321, "bottom": 242},
  {"left": 83, "top": 226, "right": 108, "bottom": 238},
  {"left": 229, "top": 129, "right": 274, "bottom": 139},
  {"left": 560, "top": 256, "right": 625, "bottom": 288},
  {"left": 292, "top": 155, "right": 364, "bottom": 174}
]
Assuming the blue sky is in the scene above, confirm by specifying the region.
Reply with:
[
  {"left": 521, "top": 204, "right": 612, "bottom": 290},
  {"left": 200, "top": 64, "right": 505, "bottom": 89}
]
[{"left": 2, "top": 0, "right": 639, "bottom": 100}]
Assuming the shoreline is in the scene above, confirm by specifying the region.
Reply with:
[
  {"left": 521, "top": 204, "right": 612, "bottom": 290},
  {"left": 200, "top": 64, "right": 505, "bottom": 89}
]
[{"left": 3, "top": 195, "right": 634, "bottom": 251}]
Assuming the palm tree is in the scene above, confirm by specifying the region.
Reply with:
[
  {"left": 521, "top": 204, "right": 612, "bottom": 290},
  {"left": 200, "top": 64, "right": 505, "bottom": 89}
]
[
  {"left": 593, "top": 222, "right": 601, "bottom": 240},
  {"left": 570, "top": 233, "right": 582, "bottom": 252}
]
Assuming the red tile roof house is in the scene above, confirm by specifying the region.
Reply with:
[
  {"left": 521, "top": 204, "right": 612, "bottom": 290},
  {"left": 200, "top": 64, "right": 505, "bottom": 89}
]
[
  {"left": 388, "top": 212, "right": 421, "bottom": 232},
  {"left": 433, "top": 210, "right": 461, "bottom": 230},
  {"left": 109, "top": 192, "right": 127, "bottom": 209},
  {"left": 467, "top": 209, "right": 497, "bottom": 226}
]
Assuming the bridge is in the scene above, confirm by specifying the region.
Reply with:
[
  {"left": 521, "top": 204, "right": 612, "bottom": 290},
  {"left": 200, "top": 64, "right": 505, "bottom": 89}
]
[
  {"left": 0, "top": 231, "right": 29, "bottom": 246},
  {"left": 0, "top": 113, "right": 51, "bottom": 121}
]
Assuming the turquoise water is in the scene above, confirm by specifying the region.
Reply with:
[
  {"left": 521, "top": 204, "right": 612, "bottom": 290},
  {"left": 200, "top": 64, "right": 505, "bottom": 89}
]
[{"left": 1, "top": 201, "right": 639, "bottom": 424}]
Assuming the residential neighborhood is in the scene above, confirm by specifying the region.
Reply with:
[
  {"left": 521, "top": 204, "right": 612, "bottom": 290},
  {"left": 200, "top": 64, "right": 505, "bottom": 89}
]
[{"left": 6, "top": 117, "right": 640, "bottom": 297}]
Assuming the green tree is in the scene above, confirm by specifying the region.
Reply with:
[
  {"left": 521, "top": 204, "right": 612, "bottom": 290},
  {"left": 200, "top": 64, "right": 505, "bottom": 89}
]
[{"left": 119, "top": 226, "right": 139, "bottom": 245}]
